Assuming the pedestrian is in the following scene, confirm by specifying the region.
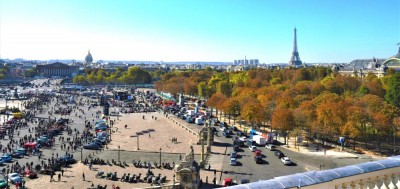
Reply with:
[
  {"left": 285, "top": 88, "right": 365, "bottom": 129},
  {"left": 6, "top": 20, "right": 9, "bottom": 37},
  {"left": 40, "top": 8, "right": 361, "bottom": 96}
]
[
  {"left": 58, "top": 173, "right": 61, "bottom": 182},
  {"left": 83, "top": 172, "right": 85, "bottom": 181},
  {"left": 179, "top": 154, "right": 182, "bottom": 160},
  {"left": 208, "top": 164, "right": 211, "bottom": 170},
  {"left": 61, "top": 169, "right": 64, "bottom": 176},
  {"left": 149, "top": 133, "right": 150, "bottom": 138}
]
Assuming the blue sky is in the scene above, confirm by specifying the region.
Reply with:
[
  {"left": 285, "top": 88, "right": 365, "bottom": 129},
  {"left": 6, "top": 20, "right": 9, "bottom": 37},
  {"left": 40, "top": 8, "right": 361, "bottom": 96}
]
[{"left": 0, "top": 0, "right": 399, "bottom": 63}]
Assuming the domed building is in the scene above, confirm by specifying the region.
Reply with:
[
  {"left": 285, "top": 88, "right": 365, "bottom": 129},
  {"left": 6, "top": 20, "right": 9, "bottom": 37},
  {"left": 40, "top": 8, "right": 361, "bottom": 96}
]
[
  {"left": 85, "top": 50, "right": 93, "bottom": 64},
  {"left": 336, "top": 46, "right": 400, "bottom": 78},
  {"left": 383, "top": 46, "right": 400, "bottom": 70}
]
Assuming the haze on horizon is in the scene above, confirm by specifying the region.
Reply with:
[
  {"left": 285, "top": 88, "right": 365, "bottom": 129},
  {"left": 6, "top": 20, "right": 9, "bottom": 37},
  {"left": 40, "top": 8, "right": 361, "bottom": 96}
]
[{"left": 0, "top": 0, "right": 399, "bottom": 63}]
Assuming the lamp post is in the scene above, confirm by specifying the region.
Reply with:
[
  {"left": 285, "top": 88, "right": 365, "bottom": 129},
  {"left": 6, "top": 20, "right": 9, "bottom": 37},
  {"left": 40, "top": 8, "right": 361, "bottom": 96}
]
[
  {"left": 80, "top": 147, "right": 83, "bottom": 162},
  {"left": 137, "top": 135, "right": 140, "bottom": 150},
  {"left": 159, "top": 147, "right": 162, "bottom": 166},
  {"left": 173, "top": 174, "right": 175, "bottom": 189},
  {"left": 118, "top": 145, "right": 120, "bottom": 162}
]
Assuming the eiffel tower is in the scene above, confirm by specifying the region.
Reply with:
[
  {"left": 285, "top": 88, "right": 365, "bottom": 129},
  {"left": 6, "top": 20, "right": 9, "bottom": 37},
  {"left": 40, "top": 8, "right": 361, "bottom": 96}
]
[{"left": 289, "top": 28, "right": 303, "bottom": 66}]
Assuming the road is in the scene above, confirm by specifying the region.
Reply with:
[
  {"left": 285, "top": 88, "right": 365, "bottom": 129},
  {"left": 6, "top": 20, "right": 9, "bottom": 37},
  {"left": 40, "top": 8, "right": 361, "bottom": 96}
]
[{"left": 212, "top": 126, "right": 375, "bottom": 184}]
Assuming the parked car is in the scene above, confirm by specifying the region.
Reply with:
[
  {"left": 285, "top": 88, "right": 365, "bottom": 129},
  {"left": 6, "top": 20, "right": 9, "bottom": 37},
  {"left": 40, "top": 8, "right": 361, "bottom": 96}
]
[
  {"left": 16, "top": 148, "right": 26, "bottom": 155},
  {"left": 10, "top": 151, "right": 24, "bottom": 158},
  {"left": 95, "top": 137, "right": 108, "bottom": 144},
  {"left": 0, "top": 178, "right": 7, "bottom": 188},
  {"left": 1, "top": 154, "right": 13, "bottom": 162},
  {"left": 229, "top": 158, "right": 237, "bottom": 166},
  {"left": 249, "top": 146, "right": 257, "bottom": 152},
  {"left": 240, "top": 179, "right": 250, "bottom": 184},
  {"left": 266, "top": 144, "right": 277, "bottom": 151},
  {"left": 83, "top": 143, "right": 101, "bottom": 150},
  {"left": 281, "top": 157, "right": 292, "bottom": 165},
  {"left": 0, "top": 159, "right": 5, "bottom": 165},
  {"left": 274, "top": 150, "right": 285, "bottom": 158},
  {"left": 58, "top": 155, "right": 76, "bottom": 164},
  {"left": 37, "top": 136, "right": 49, "bottom": 143},
  {"left": 7, "top": 173, "right": 22, "bottom": 184}
]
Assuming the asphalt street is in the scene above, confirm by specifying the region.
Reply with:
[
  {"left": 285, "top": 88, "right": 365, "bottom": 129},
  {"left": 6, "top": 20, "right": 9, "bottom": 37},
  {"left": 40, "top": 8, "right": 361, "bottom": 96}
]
[{"left": 212, "top": 127, "right": 375, "bottom": 184}]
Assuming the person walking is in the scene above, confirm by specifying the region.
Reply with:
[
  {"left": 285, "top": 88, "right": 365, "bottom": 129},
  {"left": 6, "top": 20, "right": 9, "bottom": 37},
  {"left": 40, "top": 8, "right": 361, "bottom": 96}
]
[
  {"left": 82, "top": 172, "right": 85, "bottom": 181},
  {"left": 61, "top": 169, "right": 64, "bottom": 176},
  {"left": 58, "top": 173, "right": 61, "bottom": 182}
]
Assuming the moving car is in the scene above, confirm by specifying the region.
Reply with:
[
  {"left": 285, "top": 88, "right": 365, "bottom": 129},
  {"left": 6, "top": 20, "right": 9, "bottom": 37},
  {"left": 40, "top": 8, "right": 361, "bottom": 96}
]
[
  {"left": 230, "top": 158, "right": 238, "bottom": 166},
  {"left": 249, "top": 146, "right": 257, "bottom": 152},
  {"left": 274, "top": 150, "right": 285, "bottom": 158},
  {"left": 281, "top": 157, "right": 292, "bottom": 165},
  {"left": 266, "top": 144, "right": 277, "bottom": 151},
  {"left": 7, "top": 173, "right": 22, "bottom": 184},
  {"left": 230, "top": 151, "right": 237, "bottom": 158},
  {"left": 254, "top": 156, "right": 263, "bottom": 164}
]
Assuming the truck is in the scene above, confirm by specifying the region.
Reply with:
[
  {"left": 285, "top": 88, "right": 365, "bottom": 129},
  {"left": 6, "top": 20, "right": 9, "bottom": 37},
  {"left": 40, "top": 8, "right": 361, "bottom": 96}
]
[
  {"left": 195, "top": 117, "right": 203, "bottom": 125},
  {"left": 252, "top": 135, "right": 267, "bottom": 146},
  {"left": 187, "top": 110, "right": 195, "bottom": 116}
]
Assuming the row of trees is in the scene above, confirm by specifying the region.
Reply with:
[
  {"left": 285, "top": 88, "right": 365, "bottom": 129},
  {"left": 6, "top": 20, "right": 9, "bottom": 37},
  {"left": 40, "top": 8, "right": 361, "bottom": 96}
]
[
  {"left": 0, "top": 65, "right": 10, "bottom": 79},
  {"left": 72, "top": 66, "right": 163, "bottom": 85},
  {"left": 155, "top": 67, "right": 400, "bottom": 153}
]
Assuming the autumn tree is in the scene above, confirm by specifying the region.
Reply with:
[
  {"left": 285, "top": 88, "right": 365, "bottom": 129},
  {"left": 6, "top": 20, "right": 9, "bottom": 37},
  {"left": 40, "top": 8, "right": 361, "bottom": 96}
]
[
  {"left": 272, "top": 107, "right": 295, "bottom": 145},
  {"left": 223, "top": 97, "right": 241, "bottom": 124},
  {"left": 206, "top": 93, "right": 227, "bottom": 118}
]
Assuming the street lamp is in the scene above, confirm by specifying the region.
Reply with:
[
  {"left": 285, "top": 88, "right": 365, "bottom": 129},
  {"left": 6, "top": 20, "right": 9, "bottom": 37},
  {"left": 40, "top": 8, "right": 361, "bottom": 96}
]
[
  {"left": 173, "top": 174, "right": 175, "bottom": 189},
  {"left": 159, "top": 147, "right": 162, "bottom": 166},
  {"left": 137, "top": 135, "right": 140, "bottom": 150},
  {"left": 118, "top": 145, "right": 120, "bottom": 162}
]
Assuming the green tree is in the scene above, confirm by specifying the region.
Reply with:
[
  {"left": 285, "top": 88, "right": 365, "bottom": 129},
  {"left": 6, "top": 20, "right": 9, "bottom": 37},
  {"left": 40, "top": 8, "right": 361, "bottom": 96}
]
[
  {"left": 216, "top": 81, "right": 232, "bottom": 97},
  {"left": 23, "top": 68, "right": 37, "bottom": 78},
  {"left": 385, "top": 73, "right": 400, "bottom": 107}
]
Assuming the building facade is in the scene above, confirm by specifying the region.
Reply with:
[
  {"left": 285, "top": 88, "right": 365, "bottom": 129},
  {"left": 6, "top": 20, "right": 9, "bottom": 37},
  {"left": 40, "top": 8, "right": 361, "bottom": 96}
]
[{"left": 36, "top": 62, "right": 79, "bottom": 78}]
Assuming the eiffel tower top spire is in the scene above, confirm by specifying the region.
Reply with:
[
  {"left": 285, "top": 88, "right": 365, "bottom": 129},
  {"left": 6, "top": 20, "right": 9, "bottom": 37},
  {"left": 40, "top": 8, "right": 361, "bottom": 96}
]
[{"left": 289, "top": 27, "right": 302, "bottom": 66}]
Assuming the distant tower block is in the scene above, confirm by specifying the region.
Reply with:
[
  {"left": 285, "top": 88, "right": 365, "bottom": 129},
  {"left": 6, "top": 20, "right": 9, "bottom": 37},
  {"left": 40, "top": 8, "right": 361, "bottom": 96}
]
[{"left": 289, "top": 28, "right": 303, "bottom": 66}]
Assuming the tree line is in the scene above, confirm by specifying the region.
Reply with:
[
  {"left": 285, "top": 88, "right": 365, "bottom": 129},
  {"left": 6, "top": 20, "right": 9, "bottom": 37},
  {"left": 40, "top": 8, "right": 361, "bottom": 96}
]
[
  {"left": 72, "top": 66, "right": 165, "bottom": 85},
  {"left": 155, "top": 67, "right": 400, "bottom": 153}
]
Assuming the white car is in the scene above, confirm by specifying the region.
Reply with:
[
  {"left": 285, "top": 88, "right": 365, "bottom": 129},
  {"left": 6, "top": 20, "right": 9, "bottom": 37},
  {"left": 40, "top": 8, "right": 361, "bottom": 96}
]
[
  {"left": 281, "top": 157, "right": 292, "bottom": 165},
  {"left": 249, "top": 146, "right": 257, "bottom": 152},
  {"left": 8, "top": 173, "right": 22, "bottom": 184},
  {"left": 230, "top": 158, "right": 238, "bottom": 166}
]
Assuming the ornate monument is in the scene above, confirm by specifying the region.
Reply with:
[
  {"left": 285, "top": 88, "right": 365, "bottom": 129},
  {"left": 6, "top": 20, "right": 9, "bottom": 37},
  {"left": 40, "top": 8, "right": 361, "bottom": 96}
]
[
  {"left": 175, "top": 146, "right": 201, "bottom": 189},
  {"left": 289, "top": 28, "right": 303, "bottom": 67},
  {"left": 179, "top": 91, "right": 185, "bottom": 107}
]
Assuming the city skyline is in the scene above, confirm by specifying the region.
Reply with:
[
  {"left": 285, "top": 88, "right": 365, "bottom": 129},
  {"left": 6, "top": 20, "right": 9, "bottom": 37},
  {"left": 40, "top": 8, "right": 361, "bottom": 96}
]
[{"left": 0, "top": 0, "right": 399, "bottom": 63}]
